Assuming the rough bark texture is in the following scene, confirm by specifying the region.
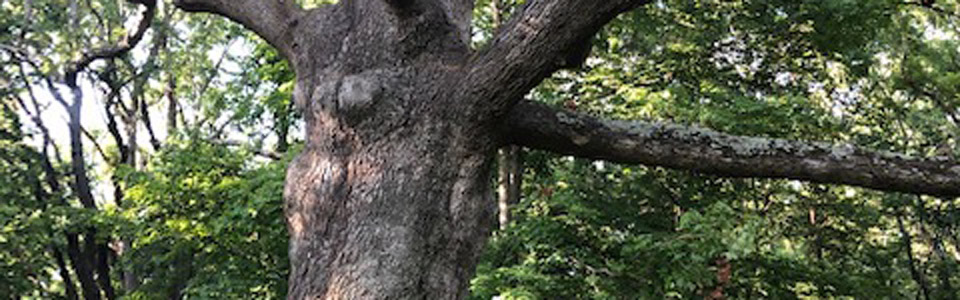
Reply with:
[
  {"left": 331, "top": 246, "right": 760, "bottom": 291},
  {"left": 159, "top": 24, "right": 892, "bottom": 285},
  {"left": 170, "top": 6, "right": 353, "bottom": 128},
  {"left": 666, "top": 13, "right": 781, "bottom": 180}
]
[
  {"left": 258, "top": 2, "right": 494, "bottom": 298},
  {"left": 505, "top": 101, "right": 960, "bottom": 197},
  {"left": 171, "top": 0, "right": 960, "bottom": 299}
]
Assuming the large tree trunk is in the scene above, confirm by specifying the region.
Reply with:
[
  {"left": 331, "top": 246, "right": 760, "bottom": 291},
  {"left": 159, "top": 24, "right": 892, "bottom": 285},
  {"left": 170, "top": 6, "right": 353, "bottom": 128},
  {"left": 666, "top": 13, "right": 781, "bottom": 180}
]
[
  {"left": 278, "top": 4, "right": 498, "bottom": 297},
  {"left": 283, "top": 63, "right": 498, "bottom": 299},
  {"left": 284, "top": 123, "right": 496, "bottom": 298}
]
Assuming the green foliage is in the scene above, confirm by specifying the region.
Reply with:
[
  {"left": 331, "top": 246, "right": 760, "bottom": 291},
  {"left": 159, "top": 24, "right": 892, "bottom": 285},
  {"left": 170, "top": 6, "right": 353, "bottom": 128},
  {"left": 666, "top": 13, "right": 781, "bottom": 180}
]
[
  {"left": 0, "top": 98, "right": 61, "bottom": 299},
  {"left": 4, "top": 0, "right": 296, "bottom": 298},
  {"left": 120, "top": 140, "right": 293, "bottom": 299}
]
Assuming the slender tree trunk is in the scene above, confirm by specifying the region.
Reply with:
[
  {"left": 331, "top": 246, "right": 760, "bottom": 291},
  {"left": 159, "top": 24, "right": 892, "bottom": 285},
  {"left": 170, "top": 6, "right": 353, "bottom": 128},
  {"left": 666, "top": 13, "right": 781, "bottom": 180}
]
[
  {"left": 66, "top": 80, "right": 114, "bottom": 300},
  {"left": 166, "top": 254, "right": 194, "bottom": 300},
  {"left": 899, "top": 212, "right": 931, "bottom": 300},
  {"left": 166, "top": 76, "right": 178, "bottom": 133},
  {"left": 59, "top": 78, "right": 105, "bottom": 300},
  {"left": 276, "top": 100, "right": 292, "bottom": 153},
  {"left": 118, "top": 239, "right": 139, "bottom": 292},
  {"left": 53, "top": 247, "right": 80, "bottom": 300},
  {"left": 808, "top": 205, "right": 823, "bottom": 260},
  {"left": 103, "top": 90, "right": 141, "bottom": 292},
  {"left": 22, "top": 96, "right": 82, "bottom": 300},
  {"left": 95, "top": 243, "right": 115, "bottom": 300},
  {"left": 704, "top": 256, "right": 730, "bottom": 300},
  {"left": 932, "top": 229, "right": 956, "bottom": 299},
  {"left": 917, "top": 197, "right": 955, "bottom": 298},
  {"left": 66, "top": 232, "right": 101, "bottom": 300},
  {"left": 496, "top": 146, "right": 521, "bottom": 229}
]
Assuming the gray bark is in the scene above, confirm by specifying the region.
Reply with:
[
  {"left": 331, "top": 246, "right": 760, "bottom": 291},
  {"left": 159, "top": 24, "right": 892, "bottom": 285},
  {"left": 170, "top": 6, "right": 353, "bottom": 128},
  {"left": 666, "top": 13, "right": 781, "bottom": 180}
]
[
  {"left": 505, "top": 100, "right": 960, "bottom": 197},
  {"left": 171, "top": 0, "right": 960, "bottom": 298}
]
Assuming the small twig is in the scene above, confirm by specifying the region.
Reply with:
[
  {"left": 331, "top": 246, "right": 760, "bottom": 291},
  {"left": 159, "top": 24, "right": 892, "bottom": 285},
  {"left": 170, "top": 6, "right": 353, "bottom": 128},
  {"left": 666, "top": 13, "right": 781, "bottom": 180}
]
[
  {"left": 79, "top": 126, "right": 110, "bottom": 162},
  {"left": 214, "top": 139, "right": 283, "bottom": 160}
]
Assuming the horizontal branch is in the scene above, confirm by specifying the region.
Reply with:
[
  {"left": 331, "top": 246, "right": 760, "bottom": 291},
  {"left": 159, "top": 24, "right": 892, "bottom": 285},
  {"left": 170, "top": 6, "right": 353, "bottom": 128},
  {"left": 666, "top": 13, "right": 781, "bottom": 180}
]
[
  {"left": 504, "top": 101, "right": 960, "bottom": 197},
  {"left": 464, "top": 0, "right": 649, "bottom": 116},
  {"left": 173, "top": 0, "right": 303, "bottom": 59}
]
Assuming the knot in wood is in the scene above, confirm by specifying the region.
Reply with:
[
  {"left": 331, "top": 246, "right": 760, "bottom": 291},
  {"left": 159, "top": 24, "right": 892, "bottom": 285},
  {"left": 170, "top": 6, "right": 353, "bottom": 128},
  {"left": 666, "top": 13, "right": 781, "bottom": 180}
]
[{"left": 338, "top": 73, "right": 381, "bottom": 113}]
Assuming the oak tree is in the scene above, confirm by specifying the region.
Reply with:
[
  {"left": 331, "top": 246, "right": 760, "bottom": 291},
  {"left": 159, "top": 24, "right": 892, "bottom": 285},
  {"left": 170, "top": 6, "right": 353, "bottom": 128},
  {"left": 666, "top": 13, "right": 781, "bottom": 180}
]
[{"left": 159, "top": 0, "right": 960, "bottom": 298}]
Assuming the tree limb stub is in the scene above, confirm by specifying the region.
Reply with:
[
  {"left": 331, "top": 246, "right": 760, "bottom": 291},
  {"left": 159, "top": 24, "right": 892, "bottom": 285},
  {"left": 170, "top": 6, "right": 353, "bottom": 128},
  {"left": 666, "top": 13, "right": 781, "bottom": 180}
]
[
  {"left": 505, "top": 101, "right": 960, "bottom": 197},
  {"left": 172, "top": 0, "right": 303, "bottom": 60}
]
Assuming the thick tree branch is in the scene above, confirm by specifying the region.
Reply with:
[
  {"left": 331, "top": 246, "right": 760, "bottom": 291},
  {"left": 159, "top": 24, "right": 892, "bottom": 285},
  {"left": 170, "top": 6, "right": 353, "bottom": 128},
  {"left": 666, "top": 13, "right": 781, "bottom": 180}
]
[
  {"left": 465, "top": 0, "right": 649, "bottom": 117},
  {"left": 505, "top": 101, "right": 960, "bottom": 197},
  {"left": 173, "top": 0, "right": 303, "bottom": 59}
]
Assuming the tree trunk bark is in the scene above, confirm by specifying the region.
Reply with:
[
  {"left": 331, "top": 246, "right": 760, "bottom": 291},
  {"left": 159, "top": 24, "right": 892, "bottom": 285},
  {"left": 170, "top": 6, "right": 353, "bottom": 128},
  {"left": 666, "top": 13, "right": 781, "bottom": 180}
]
[
  {"left": 285, "top": 137, "right": 496, "bottom": 298},
  {"left": 283, "top": 64, "right": 498, "bottom": 298},
  {"left": 273, "top": 5, "right": 499, "bottom": 296}
]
